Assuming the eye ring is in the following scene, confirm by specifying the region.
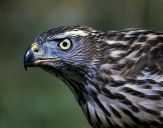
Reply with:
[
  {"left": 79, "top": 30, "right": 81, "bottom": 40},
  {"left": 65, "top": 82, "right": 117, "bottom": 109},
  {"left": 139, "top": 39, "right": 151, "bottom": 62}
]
[{"left": 58, "top": 39, "right": 72, "bottom": 50}]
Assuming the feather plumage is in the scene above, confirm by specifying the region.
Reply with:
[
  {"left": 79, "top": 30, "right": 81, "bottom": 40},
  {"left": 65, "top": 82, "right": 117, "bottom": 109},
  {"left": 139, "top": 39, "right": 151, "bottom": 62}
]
[{"left": 24, "top": 25, "right": 163, "bottom": 128}]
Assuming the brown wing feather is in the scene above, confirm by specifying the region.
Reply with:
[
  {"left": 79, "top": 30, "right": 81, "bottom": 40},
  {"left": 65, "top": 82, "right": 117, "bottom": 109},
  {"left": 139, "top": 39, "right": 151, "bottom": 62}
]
[{"left": 102, "top": 29, "right": 163, "bottom": 78}]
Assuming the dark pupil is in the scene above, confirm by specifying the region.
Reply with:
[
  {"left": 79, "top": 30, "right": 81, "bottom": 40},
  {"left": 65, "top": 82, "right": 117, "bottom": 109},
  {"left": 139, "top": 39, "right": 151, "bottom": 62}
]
[{"left": 62, "top": 42, "right": 68, "bottom": 47}]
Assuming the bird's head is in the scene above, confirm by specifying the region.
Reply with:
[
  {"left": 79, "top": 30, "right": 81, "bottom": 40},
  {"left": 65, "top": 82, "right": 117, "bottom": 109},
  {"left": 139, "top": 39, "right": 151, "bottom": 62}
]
[{"left": 24, "top": 25, "right": 103, "bottom": 76}]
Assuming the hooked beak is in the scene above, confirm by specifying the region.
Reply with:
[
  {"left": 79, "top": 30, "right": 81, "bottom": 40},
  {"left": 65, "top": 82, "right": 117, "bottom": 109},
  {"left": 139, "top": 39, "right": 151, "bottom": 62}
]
[
  {"left": 24, "top": 43, "right": 40, "bottom": 70},
  {"left": 24, "top": 42, "right": 60, "bottom": 71},
  {"left": 24, "top": 48, "right": 35, "bottom": 71}
]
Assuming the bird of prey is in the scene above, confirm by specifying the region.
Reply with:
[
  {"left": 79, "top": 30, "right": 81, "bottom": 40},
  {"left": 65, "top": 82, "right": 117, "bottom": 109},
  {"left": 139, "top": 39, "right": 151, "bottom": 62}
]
[{"left": 24, "top": 25, "right": 163, "bottom": 128}]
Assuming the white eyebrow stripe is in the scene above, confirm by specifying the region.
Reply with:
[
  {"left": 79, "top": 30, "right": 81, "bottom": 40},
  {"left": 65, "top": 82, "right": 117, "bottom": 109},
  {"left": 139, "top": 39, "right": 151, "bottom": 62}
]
[{"left": 54, "top": 30, "right": 89, "bottom": 38}]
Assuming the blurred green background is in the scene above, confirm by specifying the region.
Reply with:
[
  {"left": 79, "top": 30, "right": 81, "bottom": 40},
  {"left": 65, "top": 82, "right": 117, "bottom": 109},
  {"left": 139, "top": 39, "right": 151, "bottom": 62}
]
[{"left": 1, "top": 0, "right": 163, "bottom": 128}]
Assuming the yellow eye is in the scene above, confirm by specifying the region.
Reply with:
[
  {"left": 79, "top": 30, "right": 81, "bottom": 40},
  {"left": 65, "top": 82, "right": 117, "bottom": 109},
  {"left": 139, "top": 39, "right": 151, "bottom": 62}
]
[{"left": 59, "top": 39, "right": 72, "bottom": 50}]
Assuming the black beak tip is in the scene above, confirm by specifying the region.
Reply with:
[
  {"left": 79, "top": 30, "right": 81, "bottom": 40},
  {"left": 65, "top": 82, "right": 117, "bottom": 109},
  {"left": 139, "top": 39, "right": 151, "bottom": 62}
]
[
  {"left": 24, "top": 64, "right": 28, "bottom": 71},
  {"left": 24, "top": 48, "right": 34, "bottom": 71},
  {"left": 24, "top": 65, "right": 27, "bottom": 71}
]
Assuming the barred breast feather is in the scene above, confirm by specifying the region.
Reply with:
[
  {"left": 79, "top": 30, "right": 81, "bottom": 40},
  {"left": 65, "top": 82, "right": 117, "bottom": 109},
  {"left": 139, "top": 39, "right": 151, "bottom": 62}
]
[{"left": 79, "top": 29, "right": 163, "bottom": 128}]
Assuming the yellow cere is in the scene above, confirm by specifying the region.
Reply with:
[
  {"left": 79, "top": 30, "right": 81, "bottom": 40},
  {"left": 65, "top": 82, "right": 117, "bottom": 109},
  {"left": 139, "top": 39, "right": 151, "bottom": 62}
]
[{"left": 31, "top": 42, "right": 39, "bottom": 52}]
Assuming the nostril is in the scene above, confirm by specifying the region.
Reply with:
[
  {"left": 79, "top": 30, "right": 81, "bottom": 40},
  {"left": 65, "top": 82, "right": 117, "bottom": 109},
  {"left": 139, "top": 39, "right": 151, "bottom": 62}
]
[
  {"left": 31, "top": 43, "right": 40, "bottom": 53},
  {"left": 33, "top": 48, "right": 39, "bottom": 53}
]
